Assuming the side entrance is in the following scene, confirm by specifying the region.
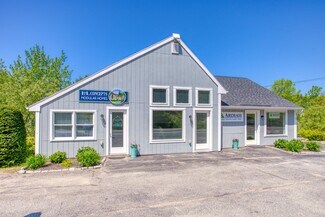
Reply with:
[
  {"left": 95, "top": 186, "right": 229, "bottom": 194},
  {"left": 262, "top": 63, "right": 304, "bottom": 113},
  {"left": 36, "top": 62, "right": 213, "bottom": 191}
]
[{"left": 245, "top": 110, "right": 260, "bottom": 146}]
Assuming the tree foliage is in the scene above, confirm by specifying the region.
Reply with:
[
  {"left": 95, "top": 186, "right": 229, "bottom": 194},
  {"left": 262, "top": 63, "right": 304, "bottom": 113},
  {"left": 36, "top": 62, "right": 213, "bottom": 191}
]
[
  {"left": 0, "top": 45, "right": 72, "bottom": 135},
  {"left": 271, "top": 79, "right": 325, "bottom": 138}
]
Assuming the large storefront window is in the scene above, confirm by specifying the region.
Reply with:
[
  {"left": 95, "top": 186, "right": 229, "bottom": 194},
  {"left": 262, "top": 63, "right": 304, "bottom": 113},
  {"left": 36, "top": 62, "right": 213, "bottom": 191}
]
[
  {"left": 151, "top": 110, "right": 184, "bottom": 141},
  {"left": 266, "top": 112, "right": 286, "bottom": 135}
]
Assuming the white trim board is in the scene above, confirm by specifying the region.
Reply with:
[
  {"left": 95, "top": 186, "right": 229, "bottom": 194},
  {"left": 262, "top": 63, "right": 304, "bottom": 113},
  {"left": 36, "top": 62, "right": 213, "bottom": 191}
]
[{"left": 27, "top": 33, "right": 226, "bottom": 112}]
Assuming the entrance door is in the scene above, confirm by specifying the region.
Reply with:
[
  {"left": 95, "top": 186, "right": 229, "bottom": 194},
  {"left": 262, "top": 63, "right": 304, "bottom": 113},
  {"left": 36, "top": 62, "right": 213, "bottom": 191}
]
[
  {"left": 195, "top": 110, "right": 211, "bottom": 150},
  {"left": 109, "top": 109, "right": 128, "bottom": 154},
  {"left": 245, "top": 111, "right": 258, "bottom": 145}
]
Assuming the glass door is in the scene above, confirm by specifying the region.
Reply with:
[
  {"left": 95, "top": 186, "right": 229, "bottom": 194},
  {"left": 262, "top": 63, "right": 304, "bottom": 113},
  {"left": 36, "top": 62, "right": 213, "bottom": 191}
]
[
  {"left": 246, "top": 112, "right": 257, "bottom": 145},
  {"left": 195, "top": 111, "right": 210, "bottom": 150},
  {"left": 110, "top": 110, "right": 127, "bottom": 154}
]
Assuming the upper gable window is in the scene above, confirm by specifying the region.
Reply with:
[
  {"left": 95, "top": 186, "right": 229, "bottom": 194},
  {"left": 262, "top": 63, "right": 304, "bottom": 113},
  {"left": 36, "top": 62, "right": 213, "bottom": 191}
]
[
  {"left": 196, "top": 88, "right": 213, "bottom": 107},
  {"left": 173, "top": 87, "right": 192, "bottom": 106},
  {"left": 150, "top": 85, "right": 170, "bottom": 106},
  {"left": 171, "top": 41, "right": 180, "bottom": 54}
]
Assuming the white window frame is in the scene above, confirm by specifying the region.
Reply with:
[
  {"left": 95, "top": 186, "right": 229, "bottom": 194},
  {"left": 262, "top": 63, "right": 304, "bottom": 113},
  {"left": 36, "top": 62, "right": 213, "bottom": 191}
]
[
  {"left": 173, "top": 86, "right": 192, "bottom": 107},
  {"left": 149, "top": 85, "right": 170, "bottom": 106},
  {"left": 50, "top": 109, "right": 97, "bottom": 141},
  {"left": 195, "top": 88, "right": 213, "bottom": 107},
  {"left": 264, "top": 110, "right": 288, "bottom": 137},
  {"left": 171, "top": 41, "right": 180, "bottom": 54},
  {"left": 149, "top": 107, "right": 186, "bottom": 143}
]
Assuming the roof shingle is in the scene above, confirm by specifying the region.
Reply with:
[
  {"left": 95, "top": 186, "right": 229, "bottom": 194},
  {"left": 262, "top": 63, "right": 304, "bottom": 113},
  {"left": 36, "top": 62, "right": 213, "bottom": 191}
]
[{"left": 215, "top": 76, "right": 299, "bottom": 108}]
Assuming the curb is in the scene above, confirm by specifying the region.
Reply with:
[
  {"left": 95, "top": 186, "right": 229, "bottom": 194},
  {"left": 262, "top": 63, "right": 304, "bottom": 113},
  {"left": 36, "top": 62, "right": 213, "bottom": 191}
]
[
  {"left": 17, "top": 157, "right": 107, "bottom": 174},
  {"left": 266, "top": 146, "right": 325, "bottom": 156}
]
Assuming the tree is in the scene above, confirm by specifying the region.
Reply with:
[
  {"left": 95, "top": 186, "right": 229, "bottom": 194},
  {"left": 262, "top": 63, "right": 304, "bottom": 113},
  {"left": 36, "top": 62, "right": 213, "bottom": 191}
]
[
  {"left": 271, "top": 79, "right": 302, "bottom": 105},
  {"left": 1, "top": 45, "right": 72, "bottom": 135}
]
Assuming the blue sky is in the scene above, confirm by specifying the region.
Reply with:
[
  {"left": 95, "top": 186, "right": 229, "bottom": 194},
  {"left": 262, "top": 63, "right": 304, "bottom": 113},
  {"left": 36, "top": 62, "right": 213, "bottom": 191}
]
[{"left": 1, "top": 0, "right": 324, "bottom": 93}]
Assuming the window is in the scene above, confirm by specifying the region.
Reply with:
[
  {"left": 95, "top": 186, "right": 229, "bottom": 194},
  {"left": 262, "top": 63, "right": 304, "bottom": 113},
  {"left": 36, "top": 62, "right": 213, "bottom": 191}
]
[
  {"left": 76, "top": 113, "right": 94, "bottom": 137},
  {"left": 150, "top": 108, "right": 185, "bottom": 143},
  {"left": 51, "top": 110, "right": 96, "bottom": 141},
  {"left": 196, "top": 88, "right": 213, "bottom": 107},
  {"left": 171, "top": 41, "right": 180, "bottom": 54},
  {"left": 53, "top": 113, "right": 72, "bottom": 138},
  {"left": 266, "top": 111, "right": 287, "bottom": 135},
  {"left": 150, "top": 85, "right": 169, "bottom": 106},
  {"left": 173, "top": 87, "right": 192, "bottom": 106}
]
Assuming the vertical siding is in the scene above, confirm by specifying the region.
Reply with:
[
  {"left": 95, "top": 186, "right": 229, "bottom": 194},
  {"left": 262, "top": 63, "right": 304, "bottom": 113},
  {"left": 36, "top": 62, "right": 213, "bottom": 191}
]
[
  {"left": 221, "top": 109, "right": 296, "bottom": 149},
  {"left": 221, "top": 110, "right": 246, "bottom": 148},
  {"left": 39, "top": 42, "right": 220, "bottom": 157}
]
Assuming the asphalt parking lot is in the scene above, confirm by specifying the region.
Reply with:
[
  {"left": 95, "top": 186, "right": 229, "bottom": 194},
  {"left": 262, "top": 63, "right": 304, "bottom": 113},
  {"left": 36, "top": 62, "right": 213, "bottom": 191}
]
[{"left": 0, "top": 146, "right": 324, "bottom": 217}]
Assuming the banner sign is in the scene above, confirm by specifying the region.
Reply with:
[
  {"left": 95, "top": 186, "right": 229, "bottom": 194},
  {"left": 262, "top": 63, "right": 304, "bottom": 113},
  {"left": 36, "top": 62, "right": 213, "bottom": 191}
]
[
  {"left": 79, "top": 89, "right": 128, "bottom": 104},
  {"left": 221, "top": 112, "right": 244, "bottom": 122},
  {"left": 268, "top": 112, "right": 280, "bottom": 119}
]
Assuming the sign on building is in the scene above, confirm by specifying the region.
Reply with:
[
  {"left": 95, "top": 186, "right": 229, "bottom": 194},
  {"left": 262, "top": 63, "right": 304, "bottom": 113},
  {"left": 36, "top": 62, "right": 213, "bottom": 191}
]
[
  {"left": 79, "top": 89, "right": 128, "bottom": 104},
  {"left": 221, "top": 112, "right": 244, "bottom": 122}
]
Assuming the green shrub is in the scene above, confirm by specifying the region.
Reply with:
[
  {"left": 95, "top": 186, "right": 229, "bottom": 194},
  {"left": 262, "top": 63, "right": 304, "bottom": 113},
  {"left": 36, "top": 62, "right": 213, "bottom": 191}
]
[
  {"left": 306, "top": 141, "right": 321, "bottom": 152},
  {"left": 49, "top": 151, "right": 67, "bottom": 163},
  {"left": 26, "top": 136, "right": 35, "bottom": 157},
  {"left": 76, "top": 146, "right": 100, "bottom": 167},
  {"left": 0, "top": 107, "right": 27, "bottom": 167},
  {"left": 26, "top": 154, "right": 46, "bottom": 170},
  {"left": 285, "top": 139, "right": 305, "bottom": 152},
  {"left": 61, "top": 159, "right": 73, "bottom": 168},
  {"left": 274, "top": 139, "right": 289, "bottom": 149},
  {"left": 299, "top": 129, "right": 325, "bottom": 141}
]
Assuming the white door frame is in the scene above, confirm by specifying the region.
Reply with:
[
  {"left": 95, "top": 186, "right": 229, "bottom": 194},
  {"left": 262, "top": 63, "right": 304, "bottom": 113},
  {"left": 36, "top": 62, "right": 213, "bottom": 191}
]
[
  {"left": 106, "top": 106, "right": 129, "bottom": 155},
  {"left": 193, "top": 108, "right": 213, "bottom": 151},
  {"left": 245, "top": 110, "right": 260, "bottom": 146}
]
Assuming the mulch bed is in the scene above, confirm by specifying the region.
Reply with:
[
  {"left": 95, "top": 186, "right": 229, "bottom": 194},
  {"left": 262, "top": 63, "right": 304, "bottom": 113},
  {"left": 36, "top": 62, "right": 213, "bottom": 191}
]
[{"left": 36, "top": 158, "right": 80, "bottom": 171}]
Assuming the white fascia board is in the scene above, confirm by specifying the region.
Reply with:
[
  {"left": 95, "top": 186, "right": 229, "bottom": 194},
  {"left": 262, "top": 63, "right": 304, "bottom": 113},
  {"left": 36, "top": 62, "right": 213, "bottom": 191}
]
[
  {"left": 28, "top": 34, "right": 178, "bottom": 112},
  {"left": 221, "top": 106, "right": 303, "bottom": 110},
  {"left": 178, "top": 40, "right": 227, "bottom": 94}
]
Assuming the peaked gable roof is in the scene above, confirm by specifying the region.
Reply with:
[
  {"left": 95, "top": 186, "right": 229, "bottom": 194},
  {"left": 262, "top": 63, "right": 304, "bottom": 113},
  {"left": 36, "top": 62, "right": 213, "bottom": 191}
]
[
  {"left": 215, "top": 76, "right": 300, "bottom": 109},
  {"left": 28, "top": 33, "right": 226, "bottom": 111}
]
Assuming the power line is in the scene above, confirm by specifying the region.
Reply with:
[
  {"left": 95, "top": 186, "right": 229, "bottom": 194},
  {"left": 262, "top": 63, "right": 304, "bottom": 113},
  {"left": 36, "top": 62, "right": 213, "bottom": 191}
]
[{"left": 264, "top": 76, "right": 325, "bottom": 87}]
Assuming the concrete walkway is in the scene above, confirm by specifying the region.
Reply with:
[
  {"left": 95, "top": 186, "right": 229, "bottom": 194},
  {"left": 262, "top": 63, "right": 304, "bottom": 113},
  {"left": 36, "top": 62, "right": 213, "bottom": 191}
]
[{"left": 0, "top": 146, "right": 324, "bottom": 217}]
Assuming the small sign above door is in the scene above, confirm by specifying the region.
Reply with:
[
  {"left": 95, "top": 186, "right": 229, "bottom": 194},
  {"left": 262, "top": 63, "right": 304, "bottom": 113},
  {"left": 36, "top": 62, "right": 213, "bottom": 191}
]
[{"left": 221, "top": 112, "right": 244, "bottom": 122}]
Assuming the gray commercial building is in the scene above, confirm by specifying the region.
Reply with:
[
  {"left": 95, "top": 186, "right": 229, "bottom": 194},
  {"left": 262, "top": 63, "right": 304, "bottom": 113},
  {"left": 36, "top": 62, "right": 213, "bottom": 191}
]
[{"left": 28, "top": 34, "right": 301, "bottom": 157}]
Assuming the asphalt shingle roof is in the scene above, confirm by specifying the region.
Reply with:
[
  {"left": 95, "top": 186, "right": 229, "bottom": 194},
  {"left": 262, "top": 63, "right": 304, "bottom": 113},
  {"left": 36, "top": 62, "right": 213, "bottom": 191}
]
[{"left": 215, "top": 76, "right": 299, "bottom": 108}]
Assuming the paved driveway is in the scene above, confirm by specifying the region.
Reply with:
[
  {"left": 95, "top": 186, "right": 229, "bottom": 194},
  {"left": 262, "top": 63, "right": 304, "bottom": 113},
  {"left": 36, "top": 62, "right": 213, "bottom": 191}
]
[{"left": 0, "top": 146, "right": 325, "bottom": 217}]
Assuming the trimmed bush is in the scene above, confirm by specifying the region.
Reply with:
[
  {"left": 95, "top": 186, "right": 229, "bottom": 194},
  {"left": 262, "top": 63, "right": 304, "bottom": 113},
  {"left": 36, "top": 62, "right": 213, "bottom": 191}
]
[
  {"left": 49, "top": 151, "right": 67, "bottom": 163},
  {"left": 76, "top": 146, "right": 100, "bottom": 167},
  {"left": 26, "top": 154, "right": 46, "bottom": 170},
  {"left": 61, "top": 159, "right": 73, "bottom": 168},
  {"left": 306, "top": 141, "right": 321, "bottom": 152},
  {"left": 26, "top": 136, "right": 35, "bottom": 157},
  {"left": 299, "top": 129, "right": 325, "bottom": 141},
  {"left": 285, "top": 139, "right": 305, "bottom": 152},
  {"left": 0, "top": 107, "right": 27, "bottom": 167},
  {"left": 274, "top": 139, "right": 289, "bottom": 149}
]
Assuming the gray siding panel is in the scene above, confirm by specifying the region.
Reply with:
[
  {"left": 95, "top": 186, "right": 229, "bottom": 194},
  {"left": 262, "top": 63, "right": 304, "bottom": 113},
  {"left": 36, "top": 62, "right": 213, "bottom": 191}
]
[
  {"left": 221, "top": 109, "right": 296, "bottom": 149},
  {"left": 39, "top": 43, "right": 219, "bottom": 157}
]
